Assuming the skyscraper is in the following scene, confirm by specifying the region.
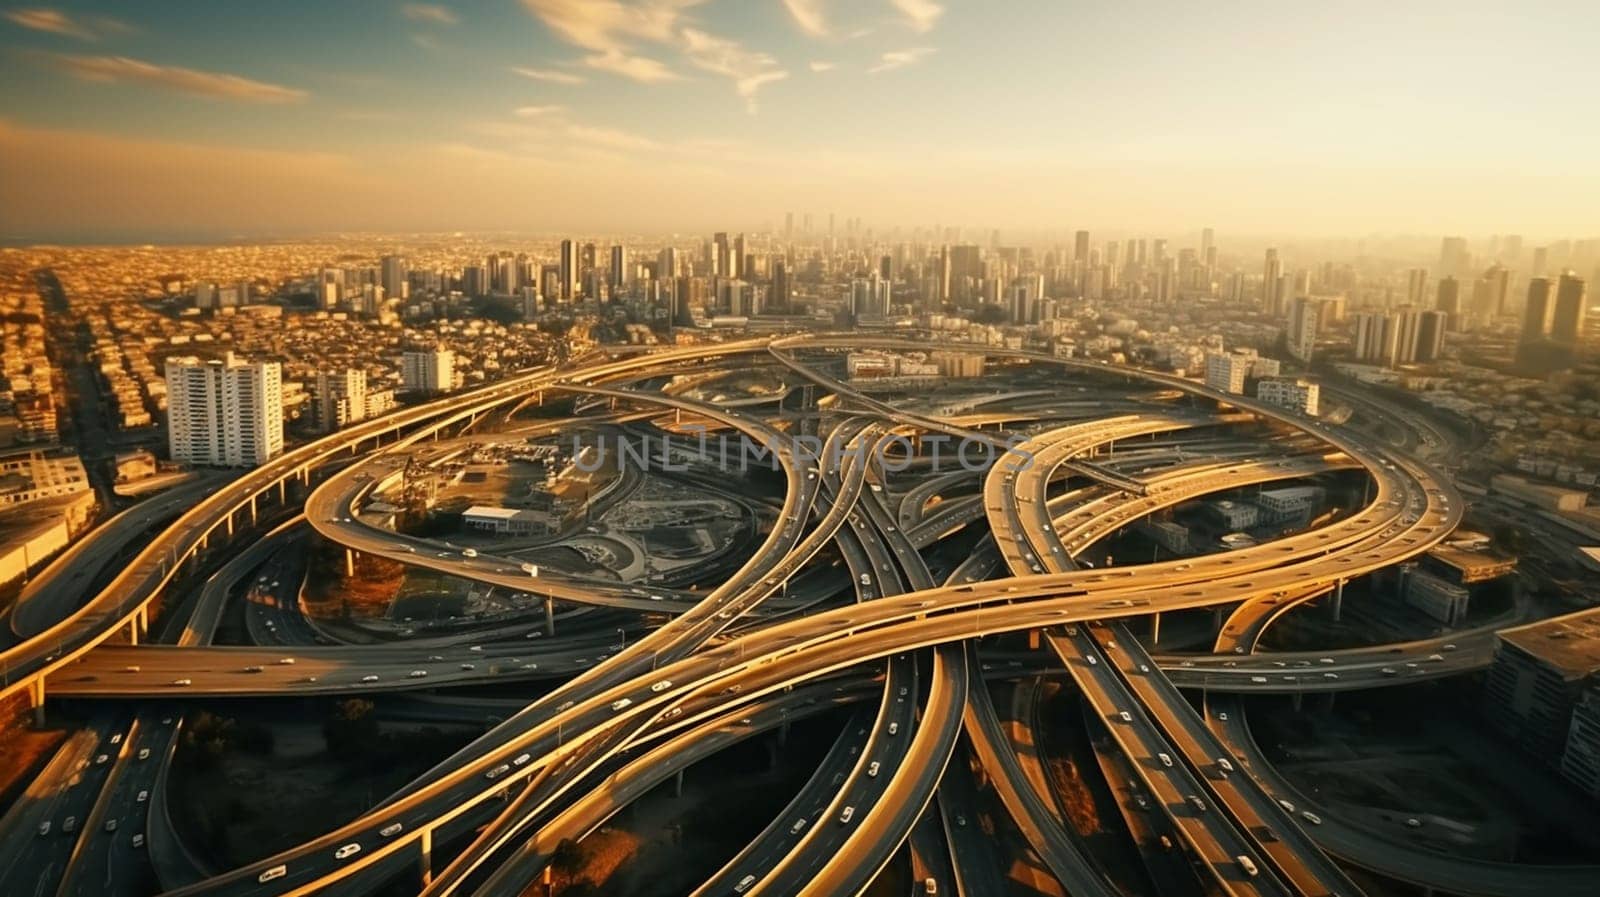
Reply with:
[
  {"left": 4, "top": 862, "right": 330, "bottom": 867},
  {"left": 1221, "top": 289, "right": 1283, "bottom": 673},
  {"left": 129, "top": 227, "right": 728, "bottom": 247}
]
[
  {"left": 1416, "top": 310, "right": 1447, "bottom": 363},
  {"left": 1263, "top": 248, "right": 1283, "bottom": 314},
  {"left": 1406, "top": 268, "right": 1429, "bottom": 307},
  {"left": 1436, "top": 276, "right": 1461, "bottom": 330},
  {"left": 1521, "top": 277, "right": 1553, "bottom": 343},
  {"left": 1074, "top": 230, "right": 1091, "bottom": 264},
  {"left": 315, "top": 368, "right": 367, "bottom": 434},
  {"left": 657, "top": 246, "right": 680, "bottom": 281},
  {"left": 771, "top": 257, "right": 791, "bottom": 311},
  {"left": 559, "top": 240, "right": 579, "bottom": 300},
  {"left": 1353, "top": 312, "right": 1398, "bottom": 366},
  {"left": 608, "top": 245, "right": 628, "bottom": 298},
  {"left": 379, "top": 255, "right": 408, "bottom": 301},
  {"left": 1439, "top": 236, "right": 1470, "bottom": 277},
  {"left": 165, "top": 353, "right": 283, "bottom": 468},
  {"left": 1472, "top": 264, "right": 1511, "bottom": 321},
  {"left": 1551, "top": 273, "right": 1588, "bottom": 345},
  {"left": 1287, "top": 296, "right": 1319, "bottom": 362},
  {"left": 713, "top": 232, "right": 732, "bottom": 277},
  {"left": 1391, "top": 307, "right": 1423, "bottom": 364},
  {"left": 402, "top": 349, "right": 455, "bottom": 395}
]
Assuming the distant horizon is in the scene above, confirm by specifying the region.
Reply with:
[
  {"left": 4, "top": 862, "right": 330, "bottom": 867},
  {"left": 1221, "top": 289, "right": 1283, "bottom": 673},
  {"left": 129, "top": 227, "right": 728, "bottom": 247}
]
[
  {"left": 4, "top": 2, "right": 1599, "bottom": 239},
  {"left": 5, "top": 227, "right": 1595, "bottom": 253}
]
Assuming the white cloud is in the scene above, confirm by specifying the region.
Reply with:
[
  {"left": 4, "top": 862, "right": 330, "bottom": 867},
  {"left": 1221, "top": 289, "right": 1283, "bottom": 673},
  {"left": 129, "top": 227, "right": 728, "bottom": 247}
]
[
  {"left": 887, "top": 0, "right": 942, "bottom": 32},
  {"left": 511, "top": 65, "right": 586, "bottom": 85},
  {"left": 781, "top": 0, "right": 828, "bottom": 38},
  {"left": 565, "top": 122, "right": 661, "bottom": 151},
  {"left": 521, "top": 0, "right": 700, "bottom": 52},
  {"left": 4, "top": 7, "right": 126, "bottom": 40},
  {"left": 583, "top": 48, "right": 678, "bottom": 83},
  {"left": 55, "top": 55, "right": 308, "bottom": 103},
  {"left": 400, "top": 4, "right": 458, "bottom": 26},
  {"left": 680, "top": 28, "right": 787, "bottom": 109},
  {"left": 514, "top": 104, "right": 567, "bottom": 118},
  {"left": 867, "top": 47, "right": 934, "bottom": 74},
  {"left": 809, "top": 60, "right": 835, "bottom": 72}
]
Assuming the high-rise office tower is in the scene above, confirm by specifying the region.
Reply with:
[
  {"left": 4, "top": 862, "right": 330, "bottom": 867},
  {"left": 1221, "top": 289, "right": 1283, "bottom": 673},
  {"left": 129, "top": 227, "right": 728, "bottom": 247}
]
[
  {"left": 1472, "top": 264, "right": 1511, "bottom": 320},
  {"left": 1201, "top": 227, "right": 1215, "bottom": 257},
  {"left": 608, "top": 245, "right": 628, "bottom": 298},
  {"left": 461, "top": 265, "right": 488, "bottom": 298},
  {"left": 1436, "top": 276, "right": 1461, "bottom": 330},
  {"left": 1074, "top": 230, "right": 1091, "bottom": 264},
  {"left": 935, "top": 246, "right": 952, "bottom": 305},
  {"left": 1521, "top": 277, "right": 1553, "bottom": 343},
  {"left": 315, "top": 368, "right": 367, "bottom": 434},
  {"left": 1287, "top": 296, "right": 1319, "bottom": 362},
  {"left": 165, "top": 353, "right": 284, "bottom": 468},
  {"left": 1406, "top": 268, "right": 1429, "bottom": 307},
  {"left": 713, "top": 232, "right": 732, "bottom": 277},
  {"left": 1391, "top": 307, "right": 1423, "bottom": 364},
  {"left": 947, "top": 244, "right": 982, "bottom": 304},
  {"left": 380, "top": 255, "right": 408, "bottom": 301},
  {"left": 1416, "top": 310, "right": 1447, "bottom": 363},
  {"left": 771, "top": 258, "right": 791, "bottom": 311},
  {"left": 657, "top": 246, "right": 680, "bottom": 281},
  {"left": 1551, "top": 273, "right": 1588, "bottom": 345},
  {"left": 1263, "top": 248, "right": 1283, "bottom": 314},
  {"left": 559, "top": 240, "right": 579, "bottom": 300},
  {"left": 733, "top": 233, "right": 747, "bottom": 279},
  {"left": 785, "top": 211, "right": 794, "bottom": 238},
  {"left": 1353, "top": 312, "right": 1397, "bottom": 366},
  {"left": 879, "top": 254, "right": 894, "bottom": 282},
  {"left": 1439, "top": 237, "right": 1470, "bottom": 277},
  {"left": 402, "top": 349, "right": 455, "bottom": 395}
]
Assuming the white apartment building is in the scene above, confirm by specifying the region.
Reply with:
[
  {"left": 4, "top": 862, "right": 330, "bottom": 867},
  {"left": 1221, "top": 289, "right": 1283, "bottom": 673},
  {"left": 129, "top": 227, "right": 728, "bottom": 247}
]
[
  {"left": 402, "top": 349, "right": 456, "bottom": 394},
  {"left": 1204, "top": 352, "right": 1250, "bottom": 395},
  {"left": 165, "top": 353, "right": 283, "bottom": 467},
  {"left": 1256, "top": 377, "right": 1320, "bottom": 416},
  {"left": 315, "top": 368, "right": 367, "bottom": 433}
]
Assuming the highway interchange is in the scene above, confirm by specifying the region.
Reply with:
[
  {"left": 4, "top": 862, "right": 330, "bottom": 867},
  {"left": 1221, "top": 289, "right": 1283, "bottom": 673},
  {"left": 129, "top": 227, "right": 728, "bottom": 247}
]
[{"left": 3, "top": 333, "right": 1598, "bottom": 897}]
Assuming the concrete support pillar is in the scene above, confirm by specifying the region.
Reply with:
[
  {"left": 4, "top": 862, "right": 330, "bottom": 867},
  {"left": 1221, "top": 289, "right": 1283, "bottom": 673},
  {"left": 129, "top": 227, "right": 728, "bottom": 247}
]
[
  {"left": 1330, "top": 579, "right": 1345, "bottom": 622},
  {"left": 278, "top": 479, "right": 287, "bottom": 503},
  {"left": 127, "top": 619, "right": 139, "bottom": 646},
  {"left": 1027, "top": 629, "right": 1040, "bottom": 651},
  {"left": 249, "top": 494, "right": 258, "bottom": 525},
  {"left": 345, "top": 548, "right": 356, "bottom": 578},
  {"left": 1291, "top": 691, "right": 1303, "bottom": 712},
  {"left": 226, "top": 511, "right": 235, "bottom": 537},
  {"left": 1150, "top": 612, "right": 1161, "bottom": 647},
  {"left": 544, "top": 596, "right": 556, "bottom": 637},
  {"left": 29, "top": 677, "right": 46, "bottom": 725},
  {"left": 674, "top": 768, "right": 685, "bottom": 798},
  {"left": 420, "top": 828, "right": 433, "bottom": 887},
  {"left": 778, "top": 720, "right": 790, "bottom": 748}
]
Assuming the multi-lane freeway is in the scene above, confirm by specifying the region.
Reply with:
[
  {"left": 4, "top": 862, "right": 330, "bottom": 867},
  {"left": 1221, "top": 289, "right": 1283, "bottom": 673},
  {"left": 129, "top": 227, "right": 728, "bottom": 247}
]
[{"left": 8, "top": 332, "right": 1597, "bottom": 897}]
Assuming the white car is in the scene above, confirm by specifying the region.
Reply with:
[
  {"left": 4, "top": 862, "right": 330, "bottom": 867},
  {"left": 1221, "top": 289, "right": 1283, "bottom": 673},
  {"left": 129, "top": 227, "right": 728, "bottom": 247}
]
[{"left": 334, "top": 843, "right": 362, "bottom": 860}]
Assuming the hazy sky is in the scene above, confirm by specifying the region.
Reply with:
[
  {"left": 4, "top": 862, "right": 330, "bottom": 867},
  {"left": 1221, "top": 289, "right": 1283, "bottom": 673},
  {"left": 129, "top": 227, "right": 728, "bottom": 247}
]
[{"left": 1, "top": 1, "right": 1597, "bottom": 241}]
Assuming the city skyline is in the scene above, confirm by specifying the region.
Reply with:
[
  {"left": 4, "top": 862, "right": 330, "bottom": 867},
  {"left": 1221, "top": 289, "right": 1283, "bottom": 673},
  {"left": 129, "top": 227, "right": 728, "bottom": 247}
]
[{"left": 4, "top": 0, "right": 1600, "bottom": 241}]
